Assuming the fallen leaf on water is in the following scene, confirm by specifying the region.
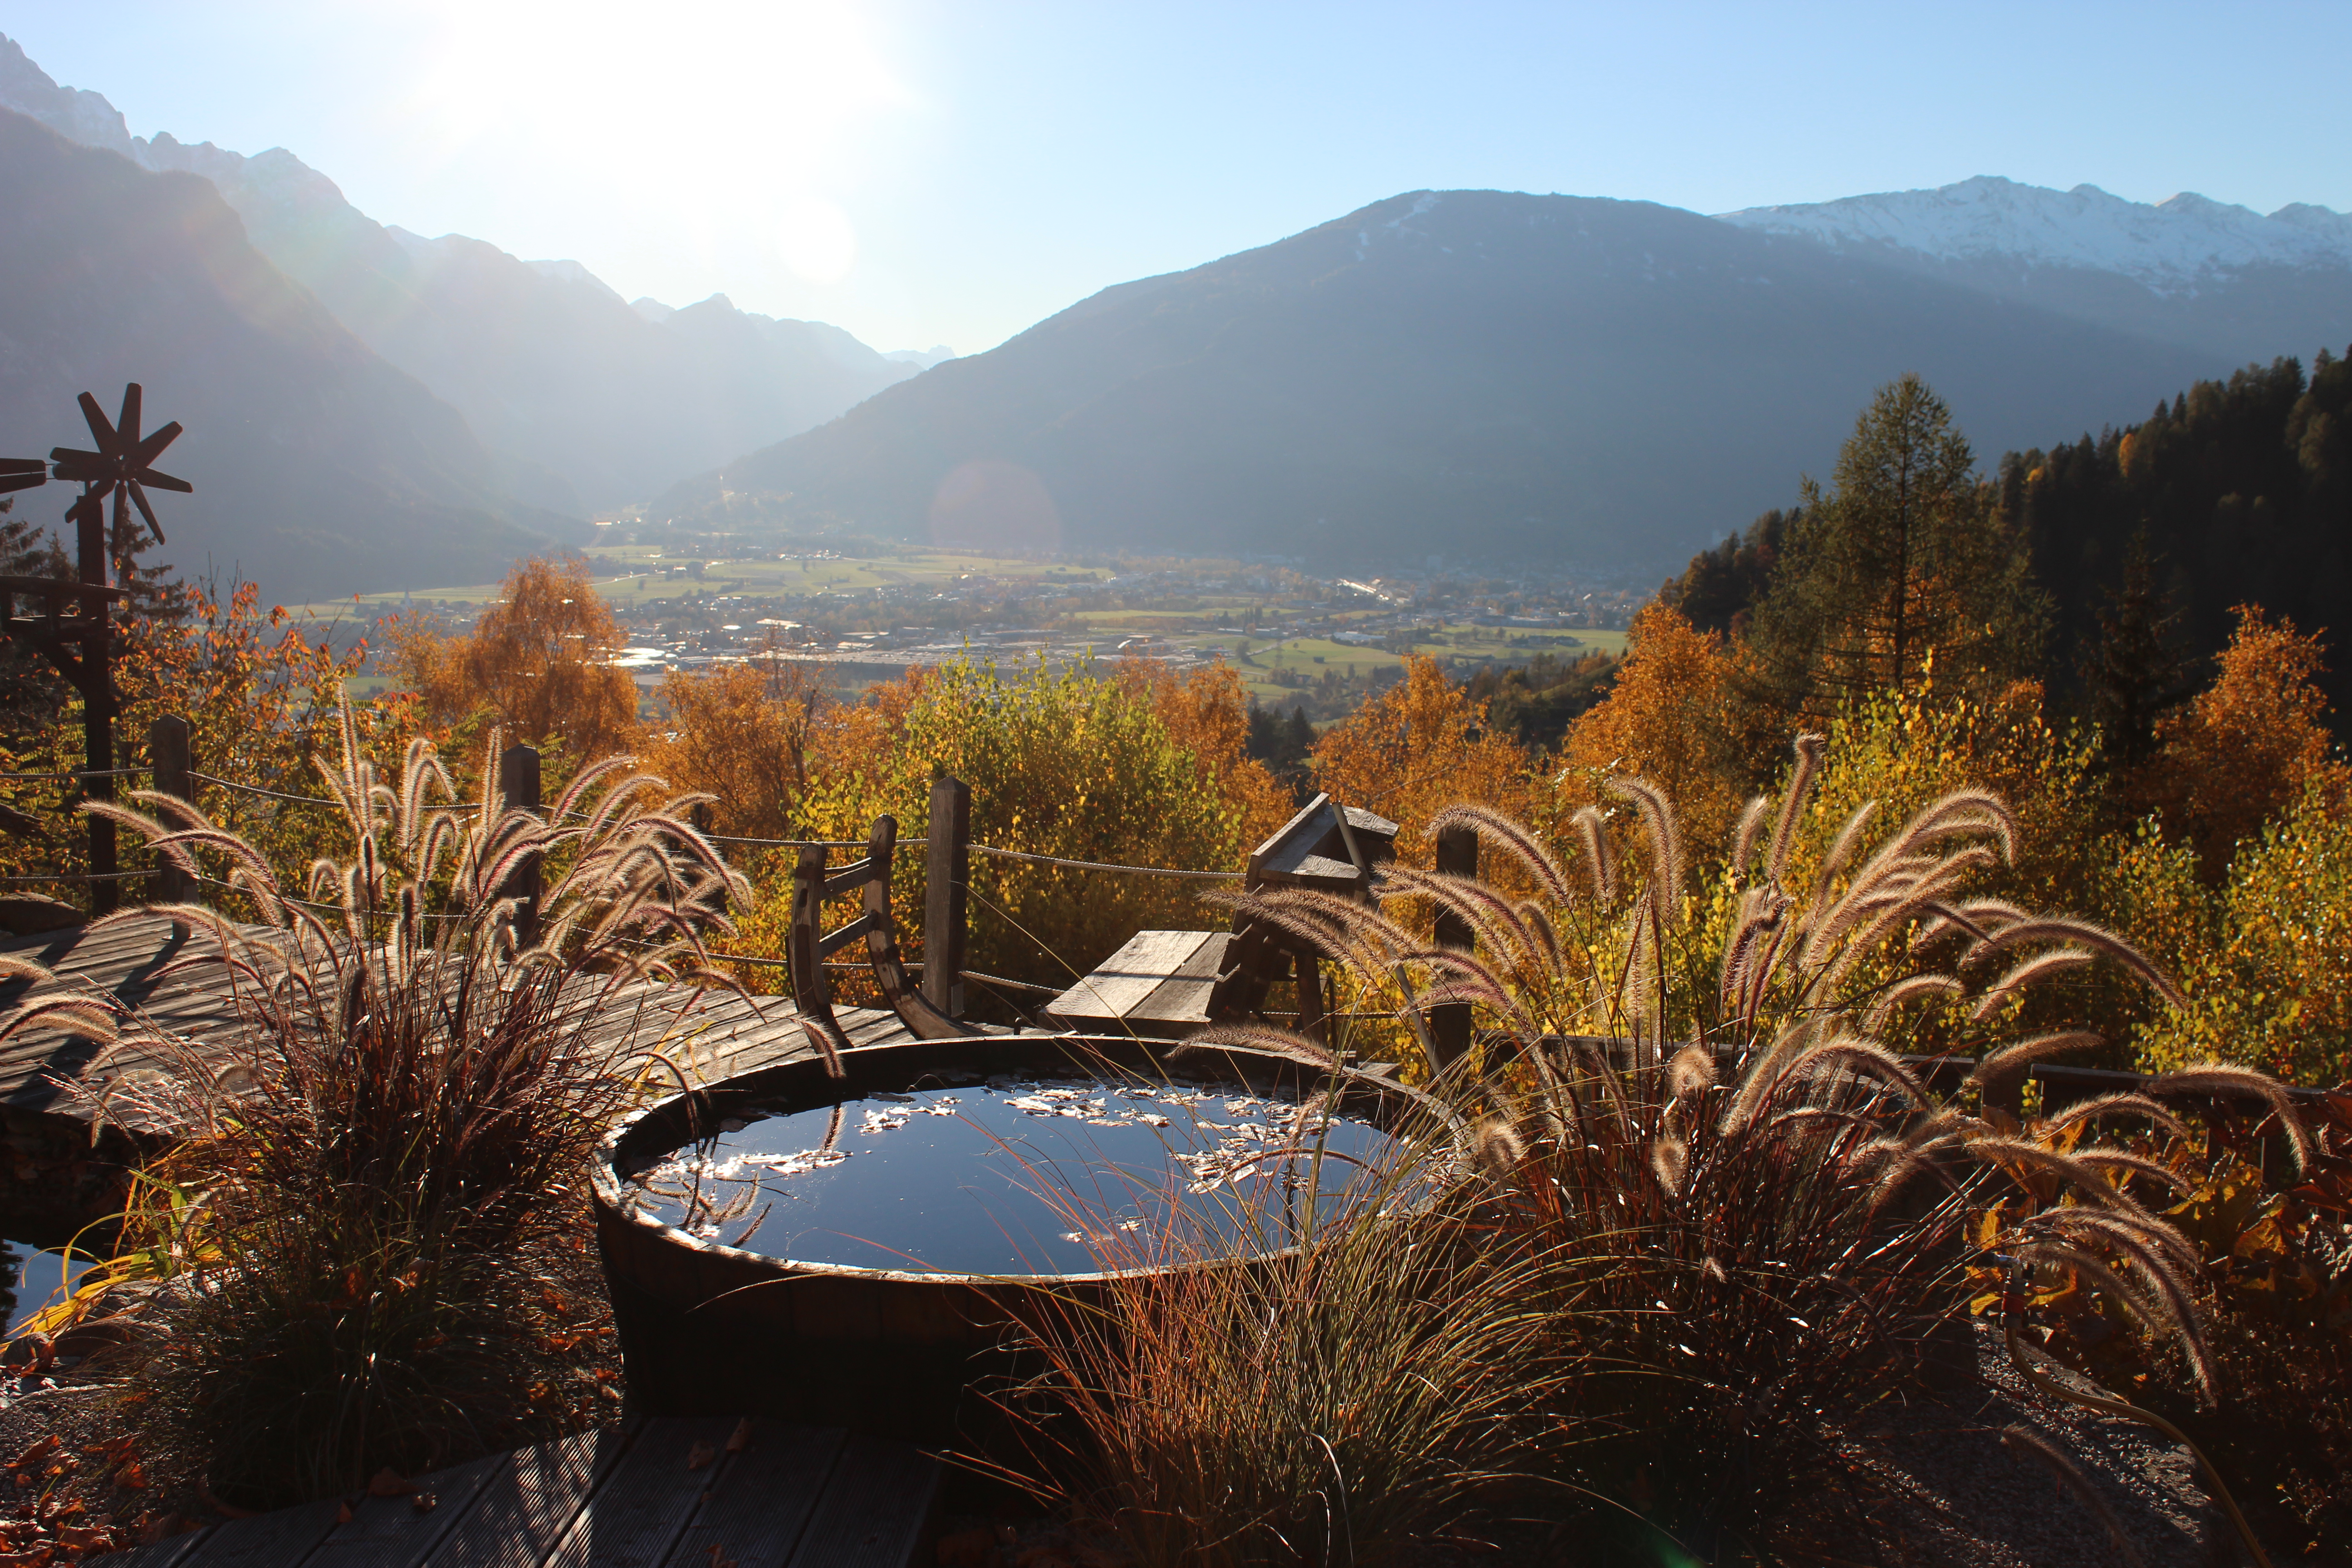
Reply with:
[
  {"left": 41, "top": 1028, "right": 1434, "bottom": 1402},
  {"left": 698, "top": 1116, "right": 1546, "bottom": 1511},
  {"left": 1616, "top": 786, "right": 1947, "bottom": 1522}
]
[
  {"left": 708, "top": 1547, "right": 737, "bottom": 1568},
  {"left": 0, "top": 1546, "right": 52, "bottom": 1567},
  {"left": 410, "top": 1493, "right": 436, "bottom": 1514},
  {"left": 685, "top": 1442, "right": 715, "bottom": 1471},
  {"left": 365, "top": 1469, "right": 415, "bottom": 1499},
  {"left": 111, "top": 1463, "right": 146, "bottom": 1491},
  {"left": 54, "top": 1525, "right": 112, "bottom": 1553},
  {"left": 334, "top": 1502, "right": 354, "bottom": 1525},
  {"left": 724, "top": 1418, "right": 752, "bottom": 1454}
]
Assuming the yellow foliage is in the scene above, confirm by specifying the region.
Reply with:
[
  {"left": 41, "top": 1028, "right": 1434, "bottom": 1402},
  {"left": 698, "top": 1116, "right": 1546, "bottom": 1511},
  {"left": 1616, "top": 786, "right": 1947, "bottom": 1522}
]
[
  {"left": 726, "top": 656, "right": 1291, "bottom": 998},
  {"left": 2135, "top": 788, "right": 2352, "bottom": 1087}
]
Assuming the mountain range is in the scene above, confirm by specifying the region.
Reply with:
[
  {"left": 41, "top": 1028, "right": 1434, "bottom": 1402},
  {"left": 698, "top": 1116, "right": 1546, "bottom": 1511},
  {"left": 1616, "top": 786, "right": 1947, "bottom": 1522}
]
[
  {"left": 660, "top": 186, "right": 2327, "bottom": 569},
  {"left": 0, "top": 108, "right": 578, "bottom": 600},
  {"left": 4, "top": 28, "right": 2348, "bottom": 592},
  {"left": 0, "top": 34, "right": 930, "bottom": 528}
]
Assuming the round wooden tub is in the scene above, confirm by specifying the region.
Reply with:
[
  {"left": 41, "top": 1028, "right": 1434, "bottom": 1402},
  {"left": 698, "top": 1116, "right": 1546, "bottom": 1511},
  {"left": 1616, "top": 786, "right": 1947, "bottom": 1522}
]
[{"left": 590, "top": 1033, "right": 1448, "bottom": 1441}]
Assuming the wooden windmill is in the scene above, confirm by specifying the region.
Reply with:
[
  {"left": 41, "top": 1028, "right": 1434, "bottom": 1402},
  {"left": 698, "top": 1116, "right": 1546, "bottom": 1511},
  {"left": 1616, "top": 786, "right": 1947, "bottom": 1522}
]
[{"left": 1, "top": 383, "right": 191, "bottom": 913}]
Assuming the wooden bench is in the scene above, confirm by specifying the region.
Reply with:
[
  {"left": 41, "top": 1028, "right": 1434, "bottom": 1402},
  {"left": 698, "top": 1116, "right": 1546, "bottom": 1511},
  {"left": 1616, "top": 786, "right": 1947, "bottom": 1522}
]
[{"left": 1045, "top": 794, "right": 1397, "bottom": 1039}]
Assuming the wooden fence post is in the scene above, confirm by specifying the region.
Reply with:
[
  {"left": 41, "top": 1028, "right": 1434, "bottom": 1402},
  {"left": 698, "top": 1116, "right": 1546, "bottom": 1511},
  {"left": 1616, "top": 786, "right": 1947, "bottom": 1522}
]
[
  {"left": 923, "top": 775, "right": 970, "bottom": 1017},
  {"left": 1429, "top": 822, "right": 1479, "bottom": 1074},
  {"left": 499, "top": 743, "right": 542, "bottom": 949},
  {"left": 147, "top": 714, "right": 195, "bottom": 905}
]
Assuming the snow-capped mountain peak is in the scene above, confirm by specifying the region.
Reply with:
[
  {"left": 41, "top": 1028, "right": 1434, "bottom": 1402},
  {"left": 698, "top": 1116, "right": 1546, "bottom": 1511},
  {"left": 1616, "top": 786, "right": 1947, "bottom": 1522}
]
[{"left": 1715, "top": 175, "right": 2352, "bottom": 290}]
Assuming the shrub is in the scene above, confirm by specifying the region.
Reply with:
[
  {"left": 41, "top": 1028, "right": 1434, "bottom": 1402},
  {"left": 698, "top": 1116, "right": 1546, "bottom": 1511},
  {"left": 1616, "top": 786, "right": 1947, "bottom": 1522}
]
[
  {"left": 2137, "top": 785, "right": 2352, "bottom": 1086},
  {"left": 726, "top": 655, "right": 1289, "bottom": 999},
  {"left": 36, "top": 701, "right": 743, "bottom": 1505}
]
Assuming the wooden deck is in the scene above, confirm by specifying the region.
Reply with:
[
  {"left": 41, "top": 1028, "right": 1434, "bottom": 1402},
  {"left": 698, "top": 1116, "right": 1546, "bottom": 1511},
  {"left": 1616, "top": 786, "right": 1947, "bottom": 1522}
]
[
  {"left": 0, "top": 913, "right": 929, "bottom": 1245},
  {"left": 91, "top": 1418, "right": 940, "bottom": 1568}
]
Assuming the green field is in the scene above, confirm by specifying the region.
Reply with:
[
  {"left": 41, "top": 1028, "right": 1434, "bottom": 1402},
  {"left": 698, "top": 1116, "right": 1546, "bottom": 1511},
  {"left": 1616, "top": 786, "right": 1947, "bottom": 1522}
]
[
  {"left": 295, "top": 546, "right": 1627, "bottom": 714},
  {"left": 299, "top": 544, "right": 1117, "bottom": 618}
]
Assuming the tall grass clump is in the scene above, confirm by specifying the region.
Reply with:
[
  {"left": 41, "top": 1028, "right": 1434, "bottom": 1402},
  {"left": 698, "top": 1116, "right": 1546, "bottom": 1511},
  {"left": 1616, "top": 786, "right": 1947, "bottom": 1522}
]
[
  {"left": 990, "top": 1120, "right": 1562, "bottom": 1568},
  {"left": 14, "top": 699, "right": 747, "bottom": 1506},
  {"left": 1210, "top": 735, "right": 2293, "bottom": 1558}
]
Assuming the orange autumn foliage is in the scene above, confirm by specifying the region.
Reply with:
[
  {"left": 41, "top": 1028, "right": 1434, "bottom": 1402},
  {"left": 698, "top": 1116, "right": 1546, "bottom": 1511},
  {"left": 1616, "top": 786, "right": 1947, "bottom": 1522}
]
[
  {"left": 1558, "top": 602, "right": 1755, "bottom": 855},
  {"left": 638, "top": 655, "right": 831, "bottom": 840},
  {"left": 1310, "top": 656, "right": 1531, "bottom": 860},
  {"left": 389, "top": 556, "right": 638, "bottom": 761},
  {"left": 2145, "top": 604, "right": 2351, "bottom": 876}
]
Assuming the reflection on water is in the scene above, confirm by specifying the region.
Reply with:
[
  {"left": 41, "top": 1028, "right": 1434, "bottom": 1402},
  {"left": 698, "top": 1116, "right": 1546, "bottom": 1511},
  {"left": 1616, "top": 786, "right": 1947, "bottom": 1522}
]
[{"left": 619, "top": 1075, "right": 1402, "bottom": 1277}]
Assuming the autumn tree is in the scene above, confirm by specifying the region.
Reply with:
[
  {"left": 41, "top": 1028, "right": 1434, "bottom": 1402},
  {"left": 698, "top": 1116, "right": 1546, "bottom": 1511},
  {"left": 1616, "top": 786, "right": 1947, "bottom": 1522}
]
[
  {"left": 2144, "top": 605, "right": 2350, "bottom": 877},
  {"left": 1749, "top": 375, "right": 2047, "bottom": 714},
  {"left": 390, "top": 555, "right": 638, "bottom": 762},
  {"left": 1310, "top": 656, "right": 1530, "bottom": 857},
  {"left": 639, "top": 654, "right": 831, "bottom": 841},
  {"left": 1556, "top": 602, "right": 1760, "bottom": 855}
]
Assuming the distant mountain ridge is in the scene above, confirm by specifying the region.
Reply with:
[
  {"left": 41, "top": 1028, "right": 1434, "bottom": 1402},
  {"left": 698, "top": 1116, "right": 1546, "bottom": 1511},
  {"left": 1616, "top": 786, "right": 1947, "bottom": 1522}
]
[
  {"left": 0, "top": 107, "right": 580, "bottom": 601},
  {"left": 661, "top": 189, "right": 2242, "bottom": 570},
  {"left": 1717, "top": 176, "right": 2352, "bottom": 363},
  {"left": 0, "top": 33, "right": 921, "bottom": 514}
]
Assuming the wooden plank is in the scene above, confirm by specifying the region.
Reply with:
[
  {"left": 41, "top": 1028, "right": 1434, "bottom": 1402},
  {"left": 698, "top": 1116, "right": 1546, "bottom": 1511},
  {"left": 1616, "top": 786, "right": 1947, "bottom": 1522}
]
[
  {"left": 421, "top": 1425, "right": 636, "bottom": 1568},
  {"left": 662, "top": 1423, "right": 845, "bottom": 1568},
  {"left": 85, "top": 1526, "right": 213, "bottom": 1568},
  {"left": 302, "top": 1450, "right": 510, "bottom": 1568},
  {"left": 783, "top": 1435, "right": 939, "bottom": 1568},
  {"left": 176, "top": 1499, "right": 342, "bottom": 1568},
  {"left": 1045, "top": 930, "right": 1216, "bottom": 1022},
  {"left": 542, "top": 1417, "right": 740, "bottom": 1568},
  {"left": 1127, "top": 931, "right": 1233, "bottom": 1025}
]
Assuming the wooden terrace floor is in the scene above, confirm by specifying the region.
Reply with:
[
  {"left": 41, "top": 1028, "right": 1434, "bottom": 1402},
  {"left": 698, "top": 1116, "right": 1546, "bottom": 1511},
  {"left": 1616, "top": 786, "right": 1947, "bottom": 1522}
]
[{"left": 90, "top": 1418, "right": 940, "bottom": 1568}]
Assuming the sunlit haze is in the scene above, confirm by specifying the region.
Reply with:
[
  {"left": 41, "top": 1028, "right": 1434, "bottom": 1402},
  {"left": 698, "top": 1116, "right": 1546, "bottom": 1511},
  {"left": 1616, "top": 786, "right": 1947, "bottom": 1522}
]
[{"left": 4, "top": 0, "right": 2349, "bottom": 355}]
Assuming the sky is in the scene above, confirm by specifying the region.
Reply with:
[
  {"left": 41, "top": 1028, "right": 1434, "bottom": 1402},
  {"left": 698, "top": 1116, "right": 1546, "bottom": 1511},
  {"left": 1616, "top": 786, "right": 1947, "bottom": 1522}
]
[{"left": 4, "top": 1, "right": 2349, "bottom": 357}]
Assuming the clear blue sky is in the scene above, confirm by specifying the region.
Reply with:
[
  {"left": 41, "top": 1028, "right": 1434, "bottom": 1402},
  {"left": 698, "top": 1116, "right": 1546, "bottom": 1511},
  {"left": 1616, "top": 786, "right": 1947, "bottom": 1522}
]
[{"left": 5, "top": 1, "right": 2347, "bottom": 355}]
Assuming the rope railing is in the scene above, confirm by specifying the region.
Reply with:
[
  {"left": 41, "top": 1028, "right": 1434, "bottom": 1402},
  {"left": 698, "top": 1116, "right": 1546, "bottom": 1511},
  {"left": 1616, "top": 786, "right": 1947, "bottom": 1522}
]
[
  {"left": 0, "top": 767, "right": 150, "bottom": 783},
  {"left": 970, "top": 843, "right": 1242, "bottom": 880},
  {"left": 0, "top": 870, "right": 149, "bottom": 885},
  {"left": 181, "top": 772, "right": 1235, "bottom": 882},
  {"left": 189, "top": 772, "right": 342, "bottom": 808}
]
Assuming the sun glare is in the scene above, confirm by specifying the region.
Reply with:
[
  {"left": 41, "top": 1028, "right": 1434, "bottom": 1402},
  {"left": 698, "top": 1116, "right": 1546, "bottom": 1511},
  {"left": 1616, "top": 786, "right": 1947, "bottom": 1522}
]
[{"left": 396, "top": 0, "right": 913, "bottom": 281}]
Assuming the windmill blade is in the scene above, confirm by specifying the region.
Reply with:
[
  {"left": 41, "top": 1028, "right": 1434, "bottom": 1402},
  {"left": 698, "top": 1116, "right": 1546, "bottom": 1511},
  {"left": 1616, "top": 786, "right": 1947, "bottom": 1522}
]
[
  {"left": 77, "top": 392, "right": 118, "bottom": 452},
  {"left": 0, "top": 469, "right": 46, "bottom": 494},
  {"left": 115, "top": 383, "right": 142, "bottom": 448},
  {"left": 136, "top": 468, "right": 192, "bottom": 495},
  {"left": 127, "top": 482, "right": 167, "bottom": 544},
  {"left": 132, "top": 420, "right": 182, "bottom": 466},
  {"left": 49, "top": 446, "right": 103, "bottom": 474}
]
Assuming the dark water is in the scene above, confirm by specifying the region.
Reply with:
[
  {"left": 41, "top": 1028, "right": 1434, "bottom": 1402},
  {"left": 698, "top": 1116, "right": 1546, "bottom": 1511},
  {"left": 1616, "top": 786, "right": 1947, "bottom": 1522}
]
[
  {"left": 616, "top": 1076, "right": 1406, "bottom": 1277},
  {"left": 1, "top": 1240, "right": 98, "bottom": 1338}
]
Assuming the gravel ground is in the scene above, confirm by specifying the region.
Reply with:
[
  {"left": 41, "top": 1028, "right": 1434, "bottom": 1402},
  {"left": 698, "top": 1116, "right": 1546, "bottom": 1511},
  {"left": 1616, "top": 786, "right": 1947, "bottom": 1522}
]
[{"left": 1824, "top": 1321, "right": 2243, "bottom": 1567}]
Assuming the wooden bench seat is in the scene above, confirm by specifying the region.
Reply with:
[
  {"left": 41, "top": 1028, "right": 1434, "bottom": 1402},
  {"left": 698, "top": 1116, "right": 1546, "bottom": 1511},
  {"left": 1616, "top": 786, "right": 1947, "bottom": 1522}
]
[
  {"left": 1044, "top": 928, "right": 1231, "bottom": 1032},
  {"left": 1043, "top": 794, "right": 1396, "bottom": 1039}
]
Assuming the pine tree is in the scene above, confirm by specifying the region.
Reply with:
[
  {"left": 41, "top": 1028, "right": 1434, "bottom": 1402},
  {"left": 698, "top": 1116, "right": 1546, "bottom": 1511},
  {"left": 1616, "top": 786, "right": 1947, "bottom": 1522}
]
[
  {"left": 1748, "top": 374, "right": 2048, "bottom": 714},
  {"left": 2079, "top": 532, "right": 2193, "bottom": 774},
  {"left": 0, "top": 495, "right": 72, "bottom": 734}
]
